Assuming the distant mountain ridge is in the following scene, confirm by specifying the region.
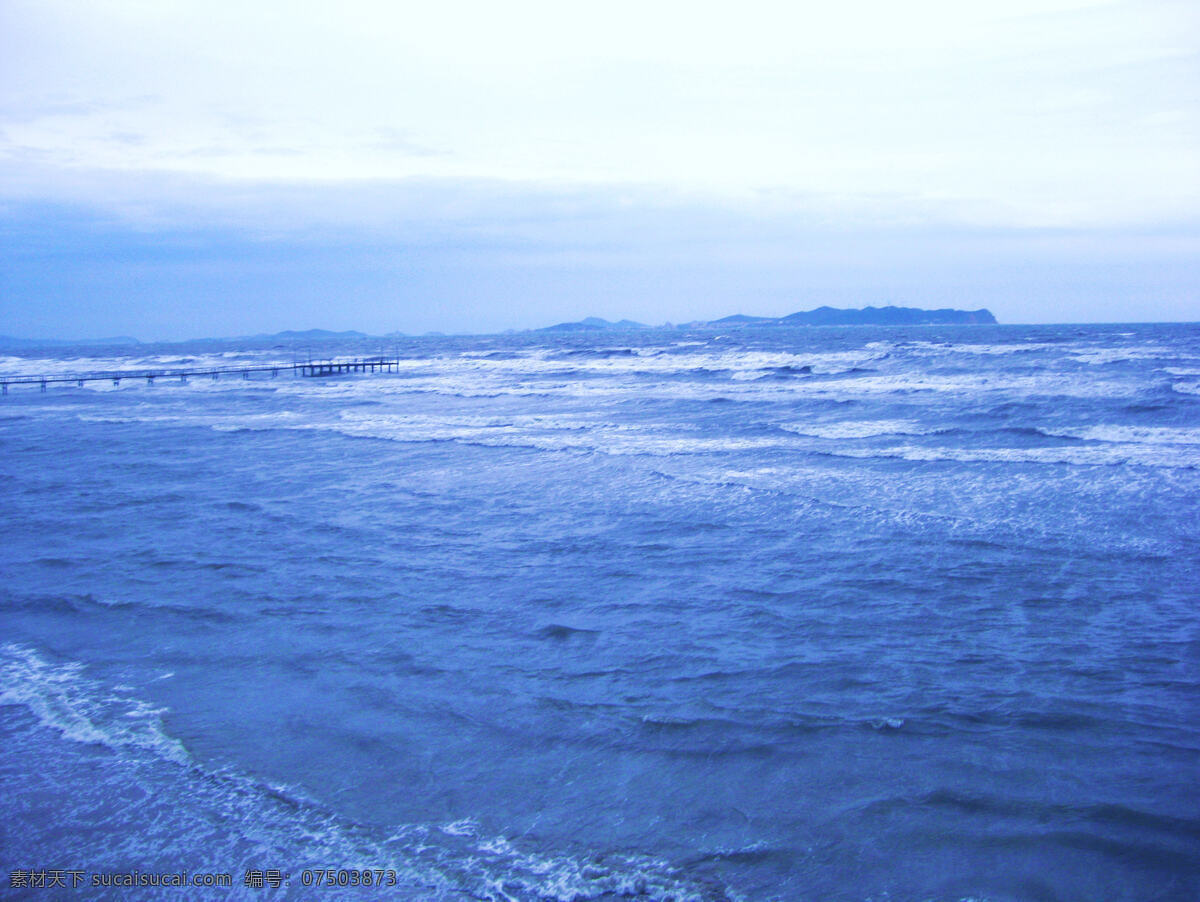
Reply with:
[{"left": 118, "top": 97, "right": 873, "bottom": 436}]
[
  {"left": 0, "top": 334, "right": 141, "bottom": 348},
  {"left": 250, "top": 329, "right": 370, "bottom": 341},
  {"left": 0, "top": 307, "right": 997, "bottom": 348},
  {"left": 535, "top": 316, "right": 656, "bottom": 333},
  {"left": 537, "top": 306, "right": 997, "bottom": 332}
]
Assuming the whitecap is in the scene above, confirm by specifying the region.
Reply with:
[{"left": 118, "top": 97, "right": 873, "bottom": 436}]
[
  {"left": 1040, "top": 425, "right": 1200, "bottom": 446},
  {"left": 0, "top": 643, "right": 189, "bottom": 765},
  {"left": 0, "top": 644, "right": 733, "bottom": 901},
  {"left": 779, "top": 419, "right": 928, "bottom": 439}
]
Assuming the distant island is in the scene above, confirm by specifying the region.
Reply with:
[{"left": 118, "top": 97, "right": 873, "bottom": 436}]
[
  {"left": 0, "top": 334, "right": 143, "bottom": 348},
  {"left": 537, "top": 306, "right": 997, "bottom": 332},
  {"left": 535, "top": 316, "right": 660, "bottom": 333}
]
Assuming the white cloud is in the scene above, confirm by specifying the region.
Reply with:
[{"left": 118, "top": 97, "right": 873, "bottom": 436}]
[{"left": 0, "top": 0, "right": 1197, "bottom": 228}]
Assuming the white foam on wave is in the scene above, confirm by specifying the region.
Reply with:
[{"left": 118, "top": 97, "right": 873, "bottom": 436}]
[
  {"left": 1069, "top": 344, "right": 1172, "bottom": 365},
  {"left": 1, "top": 643, "right": 732, "bottom": 900},
  {"left": 778, "top": 419, "right": 928, "bottom": 439},
  {"left": 264, "top": 345, "right": 885, "bottom": 396},
  {"left": 13, "top": 339, "right": 1139, "bottom": 407},
  {"left": 440, "top": 818, "right": 479, "bottom": 836},
  {"left": 903, "top": 340, "right": 1063, "bottom": 357},
  {"left": 816, "top": 371, "right": 1135, "bottom": 399},
  {"left": 0, "top": 643, "right": 189, "bottom": 765},
  {"left": 62, "top": 394, "right": 1200, "bottom": 469},
  {"left": 818, "top": 442, "right": 1200, "bottom": 469},
  {"left": 76, "top": 409, "right": 305, "bottom": 430},
  {"left": 899, "top": 338, "right": 1172, "bottom": 366},
  {"left": 280, "top": 359, "right": 1144, "bottom": 405},
  {"left": 1040, "top": 424, "right": 1200, "bottom": 446},
  {"left": 321, "top": 411, "right": 786, "bottom": 457},
  {"left": 886, "top": 336, "right": 1187, "bottom": 371},
  {"left": 0, "top": 349, "right": 291, "bottom": 379}
]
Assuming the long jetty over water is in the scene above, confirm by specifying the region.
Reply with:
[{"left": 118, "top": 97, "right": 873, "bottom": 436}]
[{"left": 1, "top": 356, "right": 402, "bottom": 394}]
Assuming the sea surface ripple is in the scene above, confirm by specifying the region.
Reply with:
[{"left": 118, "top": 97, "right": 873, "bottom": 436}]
[{"left": 1, "top": 323, "right": 1198, "bottom": 900}]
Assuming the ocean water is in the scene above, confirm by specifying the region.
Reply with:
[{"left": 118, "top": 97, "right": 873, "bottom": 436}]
[{"left": 1, "top": 323, "right": 1198, "bottom": 901}]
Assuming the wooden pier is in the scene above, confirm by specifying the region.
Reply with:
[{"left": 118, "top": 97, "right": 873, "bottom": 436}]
[
  {"left": 1, "top": 356, "right": 402, "bottom": 395},
  {"left": 295, "top": 357, "right": 401, "bottom": 377}
]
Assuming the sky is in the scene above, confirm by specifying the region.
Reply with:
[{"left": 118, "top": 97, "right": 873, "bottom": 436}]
[{"left": 1, "top": 0, "right": 1198, "bottom": 339}]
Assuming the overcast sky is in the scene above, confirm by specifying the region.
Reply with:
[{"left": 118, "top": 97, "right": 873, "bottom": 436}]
[{"left": 2, "top": 0, "right": 1197, "bottom": 338}]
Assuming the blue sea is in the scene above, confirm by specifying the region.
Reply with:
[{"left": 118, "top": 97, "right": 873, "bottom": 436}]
[{"left": 2, "top": 323, "right": 1198, "bottom": 901}]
